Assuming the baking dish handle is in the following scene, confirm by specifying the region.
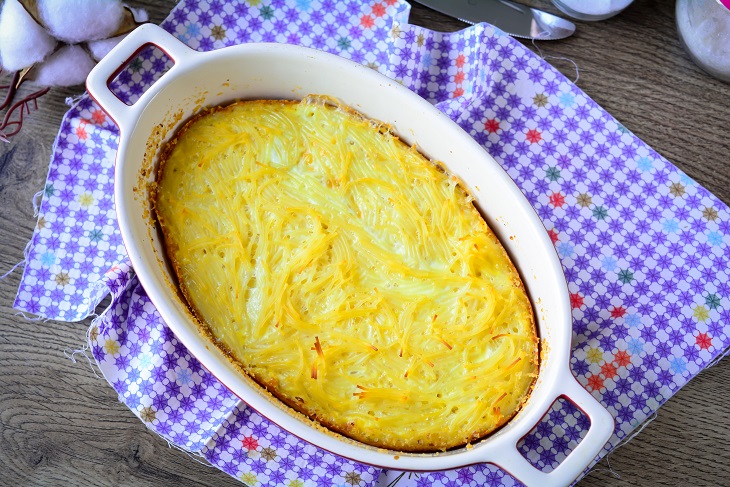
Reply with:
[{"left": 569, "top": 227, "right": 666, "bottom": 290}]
[
  {"left": 86, "top": 23, "right": 197, "bottom": 130},
  {"left": 491, "top": 374, "right": 615, "bottom": 487}
]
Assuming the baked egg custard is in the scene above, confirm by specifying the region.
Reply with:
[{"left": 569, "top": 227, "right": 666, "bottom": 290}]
[{"left": 154, "top": 97, "right": 538, "bottom": 452}]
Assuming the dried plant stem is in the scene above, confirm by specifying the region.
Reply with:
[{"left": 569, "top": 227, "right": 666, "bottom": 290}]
[
  {"left": 0, "top": 68, "right": 50, "bottom": 142},
  {"left": 0, "top": 70, "right": 22, "bottom": 111}
]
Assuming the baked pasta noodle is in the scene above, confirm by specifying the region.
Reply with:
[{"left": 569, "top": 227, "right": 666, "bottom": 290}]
[{"left": 154, "top": 96, "right": 538, "bottom": 452}]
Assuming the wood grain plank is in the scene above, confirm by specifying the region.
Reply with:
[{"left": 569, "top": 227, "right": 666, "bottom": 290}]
[{"left": 1, "top": 1, "right": 729, "bottom": 486}]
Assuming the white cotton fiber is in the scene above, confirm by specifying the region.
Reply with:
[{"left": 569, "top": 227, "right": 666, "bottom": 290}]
[
  {"left": 125, "top": 5, "right": 149, "bottom": 23},
  {"left": 88, "top": 34, "right": 126, "bottom": 61},
  {"left": 0, "top": 0, "right": 57, "bottom": 71},
  {"left": 38, "top": 0, "right": 125, "bottom": 43},
  {"left": 31, "top": 45, "right": 96, "bottom": 86}
]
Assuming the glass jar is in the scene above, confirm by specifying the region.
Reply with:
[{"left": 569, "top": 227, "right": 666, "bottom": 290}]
[
  {"left": 551, "top": 0, "right": 634, "bottom": 21},
  {"left": 676, "top": 0, "right": 730, "bottom": 82}
]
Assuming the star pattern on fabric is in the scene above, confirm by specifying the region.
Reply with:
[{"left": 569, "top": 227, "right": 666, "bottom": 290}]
[
  {"left": 140, "top": 406, "right": 157, "bottom": 423},
  {"left": 260, "top": 446, "right": 278, "bottom": 462},
  {"left": 12, "top": 0, "right": 730, "bottom": 486},
  {"left": 211, "top": 24, "right": 226, "bottom": 40}
]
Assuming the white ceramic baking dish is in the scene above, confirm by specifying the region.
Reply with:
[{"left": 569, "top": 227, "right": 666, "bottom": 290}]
[{"left": 87, "top": 24, "right": 613, "bottom": 487}]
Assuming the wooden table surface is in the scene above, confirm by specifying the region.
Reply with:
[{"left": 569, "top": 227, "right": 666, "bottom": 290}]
[{"left": 1, "top": 1, "right": 729, "bottom": 485}]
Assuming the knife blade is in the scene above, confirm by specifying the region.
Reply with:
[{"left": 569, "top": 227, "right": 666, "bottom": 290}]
[{"left": 412, "top": 0, "right": 576, "bottom": 40}]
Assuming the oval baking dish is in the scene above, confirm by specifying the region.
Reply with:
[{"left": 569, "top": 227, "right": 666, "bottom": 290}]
[{"left": 87, "top": 24, "right": 613, "bottom": 487}]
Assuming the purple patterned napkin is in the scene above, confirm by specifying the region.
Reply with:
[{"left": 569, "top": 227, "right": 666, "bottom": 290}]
[{"left": 14, "top": 1, "right": 730, "bottom": 486}]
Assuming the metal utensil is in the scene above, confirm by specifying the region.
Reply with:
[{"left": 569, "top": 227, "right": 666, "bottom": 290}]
[{"left": 413, "top": 0, "right": 576, "bottom": 40}]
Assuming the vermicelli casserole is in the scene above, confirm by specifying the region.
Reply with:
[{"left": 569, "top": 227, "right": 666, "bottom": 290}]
[{"left": 153, "top": 97, "right": 538, "bottom": 452}]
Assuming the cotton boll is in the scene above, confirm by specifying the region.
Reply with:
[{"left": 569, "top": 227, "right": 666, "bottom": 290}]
[
  {"left": 86, "top": 6, "right": 149, "bottom": 59},
  {"left": 38, "top": 0, "right": 125, "bottom": 43},
  {"left": 125, "top": 5, "right": 149, "bottom": 23},
  {"left": 31, "top": 45, "right": 96, "bottom": 87},
  {"left": 88, "top": 34, "right": 127, "bottom": 61},
  {"left": 0, "top": 0, "right": 57, "bottom": 71}
]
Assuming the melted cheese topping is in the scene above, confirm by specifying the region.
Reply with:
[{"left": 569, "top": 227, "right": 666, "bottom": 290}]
[{"left": 155, "top": 98, "right": 538, "bottom": 451}]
